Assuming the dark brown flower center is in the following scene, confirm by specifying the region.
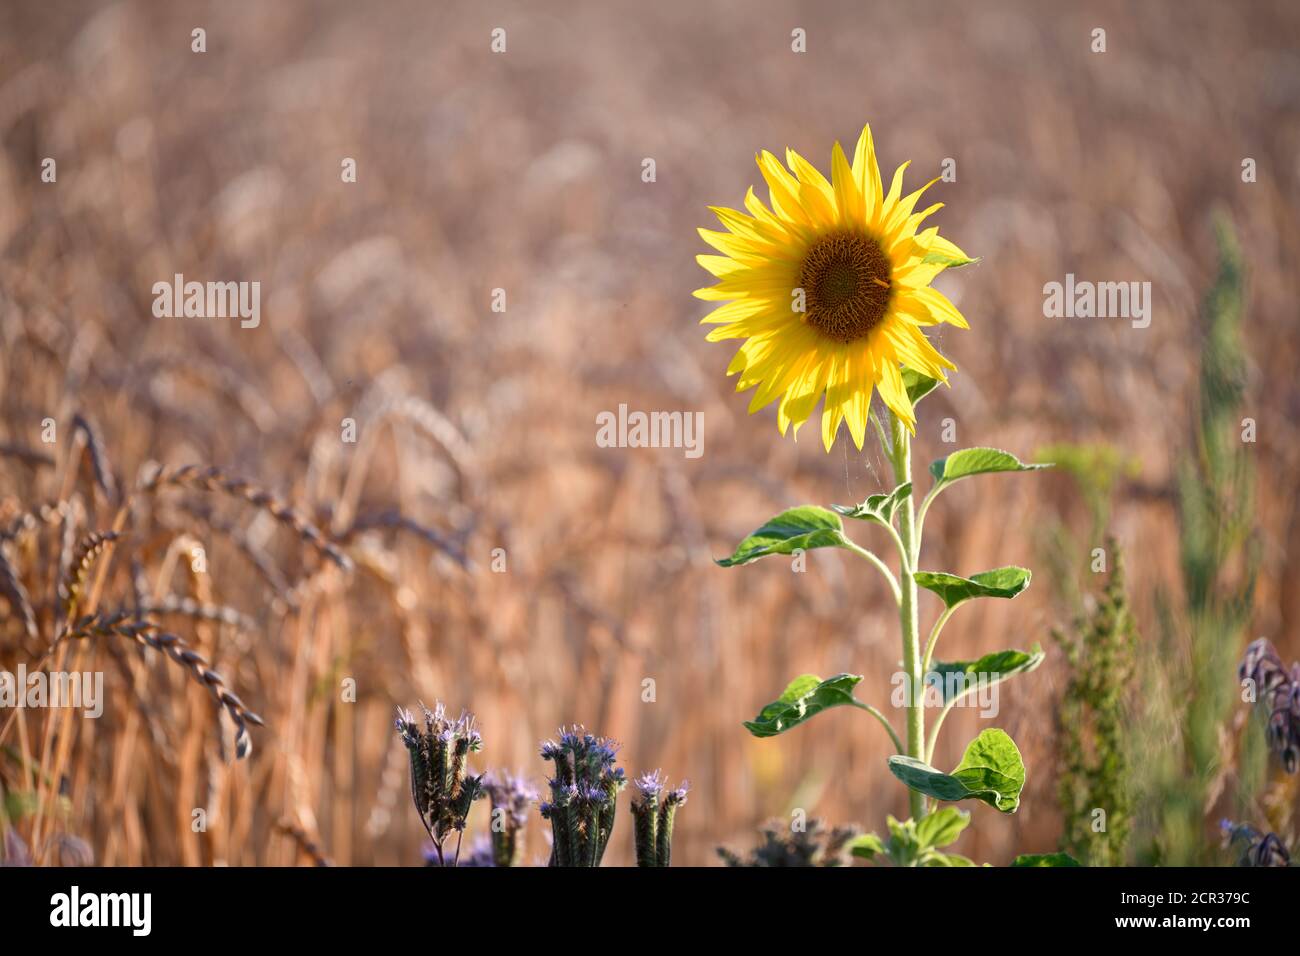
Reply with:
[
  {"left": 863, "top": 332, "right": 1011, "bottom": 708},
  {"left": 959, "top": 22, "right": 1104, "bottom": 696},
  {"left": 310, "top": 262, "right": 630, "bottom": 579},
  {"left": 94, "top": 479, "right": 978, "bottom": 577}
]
[{"left": 799, "top": 232, "right": 892, "bottom": 343}]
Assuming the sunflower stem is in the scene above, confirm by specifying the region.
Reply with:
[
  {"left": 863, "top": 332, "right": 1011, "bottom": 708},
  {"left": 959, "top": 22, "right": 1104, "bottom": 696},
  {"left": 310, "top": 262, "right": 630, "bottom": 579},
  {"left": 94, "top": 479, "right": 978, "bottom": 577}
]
[{"left": 890, "top": 413, "right": 926, "bottom": 820}]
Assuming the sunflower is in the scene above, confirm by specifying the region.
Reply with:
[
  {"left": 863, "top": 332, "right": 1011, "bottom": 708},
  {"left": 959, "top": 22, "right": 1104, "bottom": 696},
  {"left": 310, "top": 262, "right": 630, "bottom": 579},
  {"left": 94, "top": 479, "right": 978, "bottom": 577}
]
[{"left": 695, "top": 125, "right": 975, "bottom": 450}]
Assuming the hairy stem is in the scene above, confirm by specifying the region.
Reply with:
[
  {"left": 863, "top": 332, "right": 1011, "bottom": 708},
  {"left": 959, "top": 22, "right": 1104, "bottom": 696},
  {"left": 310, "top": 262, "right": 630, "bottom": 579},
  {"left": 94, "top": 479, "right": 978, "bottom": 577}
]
[{"left": 890, "top": 414, "right": 926, "bottom": 820}]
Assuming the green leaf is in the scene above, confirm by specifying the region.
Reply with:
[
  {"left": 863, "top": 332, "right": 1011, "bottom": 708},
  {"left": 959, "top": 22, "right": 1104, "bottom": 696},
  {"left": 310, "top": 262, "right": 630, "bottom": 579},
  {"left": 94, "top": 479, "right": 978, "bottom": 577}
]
[
  {"left": 716, "top": 506, "right": 848, "bottom": 567},
  {"left": 885, "top": 815, "right": 911, "bottom": 844},
  {"left": 833, "top": 482, "right": 911, "bottom": 525},
  {"left": 913, "top": 567, "right": 1031, "bottom": 609},
  {"left": 915, "top": 807, "right": 970, "bottom": 850},
  {"left": 929, "top": 447, "right": 1052, "bottom": 485},
  {"left": 1011, "top": 852, "right": 1082, "bottom": 868},
  {"left": 743, "top": 673, "right": 863, "bottom": 738},
  {"left": 927, "top": 645, "right": 1046, "bottom": 706},
  {"left": 902, "top": 368, "right": 941, "bottom": 406},
  {"left": 922, "top": 850, "right": 978, "bottom": 867},
  {"left": 888, "top": 728, "right": 1026, "bottom": 813},
  {"left": 848, "top": 833, "right": 884, "bottom": 860},
  {"left": 921, "top": 250, "right": 979, "bottom": 270}
]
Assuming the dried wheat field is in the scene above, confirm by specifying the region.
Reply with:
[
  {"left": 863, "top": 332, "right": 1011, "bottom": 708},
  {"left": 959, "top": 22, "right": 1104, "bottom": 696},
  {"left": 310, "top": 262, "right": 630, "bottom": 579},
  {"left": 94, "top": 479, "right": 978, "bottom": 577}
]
[{"left": 1, "top": 0, "right": 1298, "bottom": 870}]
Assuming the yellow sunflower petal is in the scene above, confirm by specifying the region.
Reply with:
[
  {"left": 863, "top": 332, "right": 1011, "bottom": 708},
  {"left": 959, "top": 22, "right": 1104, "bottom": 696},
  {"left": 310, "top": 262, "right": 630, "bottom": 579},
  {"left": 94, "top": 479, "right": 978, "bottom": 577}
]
[
  {"left": 925, "top": 233, "right": 972, "bottom": 264},
  {"left": 705, "top": 309, "right": 789, "bottom": 342},
  {"left": 819, "top": 355, "right": 848, "bottom": 451},
  {"left": 882, "top": 177, "right": 940, "bottom": 241},
  {"left": 742, "top": 186, "right": 784, "bottom": 230},
  {"left": 749, "top": 356, "right": 803, "bottom": 414},
  {"left": 695, "top": 253, "right": 748, "bottom": 278},
  {"left": 707, "top": 206, "right": 763, "bottom": 241},
  {"left": 851, "top": 124, "right": 883, "bottom": 220},
  {"left": 909, "top": 286, "right": 971, "bottom": 329},
  {"left": 728, "top": 328, "right": 787, "bottom": 378},
  {"left": 890, "top": 292, "right": 942, "bottom": 326},
  {"left": 785, "top": 148, "right": 838, "bottom": 228},
  {"left": 885, "top": 200, "right": 943, "bottom": 251},
  {"left": 842, "top": 350, "right": 874, "bottom": 449},
  {"left": 756, "top": 150, "right": 810, "bottom": 226},
  {"left": 881, "top": 160, "right": 912, "bottom": 217},
  {"left": 881, "top": 316, "right": 956, "bottom": 381},
  {"left": 699, "top": 298, "right": 770, "bottom": 326},
  {"left": 830, "top": 141, "right": 862, "bottom": 225},
  {"left": 874, "top": 349, "right": 916, "bottom": 434},
  {"left": 698, "top": 227, "right": 768, "bottom": 263},
  {"left": 697, "top": 268, "right": 800, "bottom": 300},
  {"left": 711, "top": 204, "right": 799, "bottom": 253},
  {"left": 693, "top": 284, "right": 736, "bottom": 301},
  {"left": 777, "top": 349, "right": 833, "bottom": 435}
]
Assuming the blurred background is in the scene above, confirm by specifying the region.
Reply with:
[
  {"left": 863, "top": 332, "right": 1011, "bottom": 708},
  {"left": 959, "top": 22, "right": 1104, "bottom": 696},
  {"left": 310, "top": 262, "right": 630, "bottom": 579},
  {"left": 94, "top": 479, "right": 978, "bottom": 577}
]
[{"left": 0, "top": 0, "right": 1298, "bottom": 866}]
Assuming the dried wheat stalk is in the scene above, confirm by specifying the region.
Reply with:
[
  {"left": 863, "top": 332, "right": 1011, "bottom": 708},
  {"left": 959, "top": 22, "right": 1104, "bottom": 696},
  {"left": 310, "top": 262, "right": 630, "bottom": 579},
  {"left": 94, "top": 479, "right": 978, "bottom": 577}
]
[
  {"left": 174, "top": 500, "right": 296, "bottom": 607},
  {"left": 60, "top": 530, "right": 120, "bottom": 623},
  {"left": 141, "top": 594, "right": 256, "bottom": 633},
  {"left": 63, "top": 611, "right": 265, "bottom": 759},
  {"left": 0, "top": 442, "right": 56, "bottom": 469},
  {"left": 275, "top": 818, "right": 333, "bottom": 866},
  {"left": 0, "top": 543, "right": 38, "bottom": 639},
  {"left": 139, "top": 464, "right": 353, "bottom": 572},
  {"left": 364, "top": 393, "right": 475, "bottom": 489},
  {"left": 340, "top": 509, "right": 470, "bottom": 568},
  {"left": 71, "top": 413, "right": 119, "bottom": 505},
  {"left": 1, "top": 499, "right": 76, "bottom": 544}
]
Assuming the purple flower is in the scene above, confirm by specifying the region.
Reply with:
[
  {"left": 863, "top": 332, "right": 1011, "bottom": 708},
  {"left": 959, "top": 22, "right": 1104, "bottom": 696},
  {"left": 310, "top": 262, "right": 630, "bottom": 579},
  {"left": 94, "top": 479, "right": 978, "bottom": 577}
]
[
  {"left": 395, "top": 699, "right": 486, "bottom": 864},
  {"left": 634, "top": 770, "right": 666, "bottom": 803},
  {"left": 540, "top": 740, "right": 563, "bottom": 760},
  {"left": 1, "top": 827, "right": 32, "bottom": 867},
  {"left": 537, "top": 725, "right": 627, "bottom": 866},
  {"left": 456, "top": 836, "right": 497, "bottom": 868},
  {"left": 630, "top": 768, "right": 688, "bottom": 867},
  {"left": 484, "top": 771, "right": 538, "bottom": 828},
  {"left": 1239, "top": 639, "right": 1300, "bottom": 773},
  {"left": 1221, "top": 819, "right": 1292, "bottom": 867}
]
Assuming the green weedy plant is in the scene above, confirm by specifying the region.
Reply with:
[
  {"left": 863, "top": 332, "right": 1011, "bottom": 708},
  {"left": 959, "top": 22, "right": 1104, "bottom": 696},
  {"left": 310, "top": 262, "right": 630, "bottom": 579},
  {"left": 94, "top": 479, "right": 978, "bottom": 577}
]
[
  {"left": 1030, "top": 447, "right": 1140, "bottom": 866},
  {"left": 1033, "top": 441, "right": 1139, "bottom": 613},
  {"left": 719, "top": 371, "right": 1060, "bottom": 863},
  {"left": 1134, "top": 217, "right": 1260, "bottom": 865},
  {"left": 1052, "top": 541, "right": 1138, "bottom": 867}
]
